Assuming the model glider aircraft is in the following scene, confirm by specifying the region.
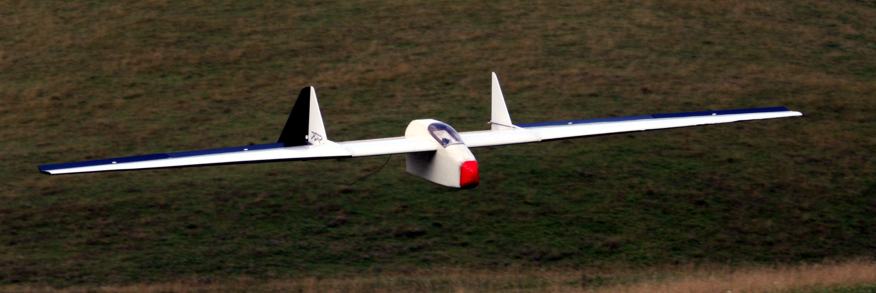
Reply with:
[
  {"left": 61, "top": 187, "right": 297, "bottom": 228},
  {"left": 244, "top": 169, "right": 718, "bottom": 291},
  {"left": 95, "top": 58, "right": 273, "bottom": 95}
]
[{"left": 39, "top": 73, "right": 802, "bottom": 188}]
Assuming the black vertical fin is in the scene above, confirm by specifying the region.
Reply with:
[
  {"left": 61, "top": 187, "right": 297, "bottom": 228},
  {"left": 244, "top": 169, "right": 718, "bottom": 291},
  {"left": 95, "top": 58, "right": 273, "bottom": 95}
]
[{"left": 277, "top": 87, "right": 311, "bottom": 146}]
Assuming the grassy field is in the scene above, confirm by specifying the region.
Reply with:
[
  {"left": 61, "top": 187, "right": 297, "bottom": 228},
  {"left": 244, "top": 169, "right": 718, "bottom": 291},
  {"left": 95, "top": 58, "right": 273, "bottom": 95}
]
[{"left": 1, "top": 0, "right": 875, "bottom": 290}]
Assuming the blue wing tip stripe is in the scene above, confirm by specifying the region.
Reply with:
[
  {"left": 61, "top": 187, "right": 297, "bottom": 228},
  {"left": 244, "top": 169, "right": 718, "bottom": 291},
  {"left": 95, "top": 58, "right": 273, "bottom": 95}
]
[
  {"left": 39, "top": 142, "right": 285, "bottom": 172},
  {"left": 519, "top": 106, "right": 791, "bottom": 128}
]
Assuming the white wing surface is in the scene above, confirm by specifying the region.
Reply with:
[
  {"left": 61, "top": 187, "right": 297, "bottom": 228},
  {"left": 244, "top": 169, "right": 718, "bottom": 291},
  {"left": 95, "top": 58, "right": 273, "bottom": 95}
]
[
  {"left": 339, "top": 136, "right": 436, "bottom": 156},
  {"left": 39, "top": 85, "right": 440, "bottom": 175},
  {"left": 40, "top": 137, "right": 438, "bottom": 175},
  {"left": 461, "top": 107, "right": 802, "bottom": 148},
  {"left": 40, "top": 143, "right": 348, "bottom": 175}
]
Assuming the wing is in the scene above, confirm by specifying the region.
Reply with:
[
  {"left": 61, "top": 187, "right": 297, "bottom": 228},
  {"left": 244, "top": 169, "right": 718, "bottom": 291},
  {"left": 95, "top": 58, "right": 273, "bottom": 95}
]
[
  {"left": 461, "top": 106, "right": 803, "bottom": 148},
  {"left": 39, "top": 137, "right": 437, "bottom": 175},
  {"left": 463, "top": 73, "right": 802, "bottom": 147},
  {"left": 39, "top": 75, "right": 804, "bottom": 176},
  {"left": 39, "top": 86, "right": 438, "bottom": 175},
  {"left": 39, "top": 142, "right": 347, "bottom": 175}
]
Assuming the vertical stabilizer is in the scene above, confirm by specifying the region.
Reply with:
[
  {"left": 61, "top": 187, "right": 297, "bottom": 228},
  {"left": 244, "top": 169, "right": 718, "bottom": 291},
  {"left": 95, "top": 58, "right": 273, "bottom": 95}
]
[
  {"left": 278, "top": 86, "right": 329, "bottom": 146},
  {"left": 307, "top": 86, "right": 328, "bottom": 144},
  {"left": 490, "top": 72, "right": 514, "bottom": 130}
]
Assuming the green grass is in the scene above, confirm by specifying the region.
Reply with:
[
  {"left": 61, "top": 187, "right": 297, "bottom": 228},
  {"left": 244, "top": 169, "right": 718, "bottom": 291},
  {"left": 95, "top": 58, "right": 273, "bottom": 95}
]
[{"left": 1, "top": 0, "right": 875, "bottom": 287}]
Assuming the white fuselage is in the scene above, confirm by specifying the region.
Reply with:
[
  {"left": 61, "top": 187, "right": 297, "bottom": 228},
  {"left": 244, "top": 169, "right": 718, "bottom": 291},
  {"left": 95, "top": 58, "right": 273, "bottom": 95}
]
[{"left": 404, "top": 119, "right": 479, "bottom": 188}]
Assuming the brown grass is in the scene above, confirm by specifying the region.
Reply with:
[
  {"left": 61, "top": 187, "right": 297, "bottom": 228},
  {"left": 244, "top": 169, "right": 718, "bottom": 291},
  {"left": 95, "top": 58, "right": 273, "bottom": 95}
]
[
  {"left": 3, "top": 260, "right": 874, "bottom": 293},
  {"left": 594, "top": 260, "right": 876, "bottom": 293}
]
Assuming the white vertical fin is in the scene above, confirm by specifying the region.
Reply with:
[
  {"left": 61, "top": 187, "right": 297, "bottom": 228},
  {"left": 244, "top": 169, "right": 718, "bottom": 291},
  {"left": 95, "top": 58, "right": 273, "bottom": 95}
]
[
  {"left": 307, "top": 86, "right": 328, "bottom": 144},
  {"left": 490, "top": 72, "right": 515, "bottom": 130}
]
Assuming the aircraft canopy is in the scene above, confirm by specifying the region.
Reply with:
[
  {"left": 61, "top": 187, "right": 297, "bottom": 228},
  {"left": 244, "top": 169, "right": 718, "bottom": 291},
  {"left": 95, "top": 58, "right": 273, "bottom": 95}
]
[{"left": 428, "top": 123, "right": 464, "bottom": 147}]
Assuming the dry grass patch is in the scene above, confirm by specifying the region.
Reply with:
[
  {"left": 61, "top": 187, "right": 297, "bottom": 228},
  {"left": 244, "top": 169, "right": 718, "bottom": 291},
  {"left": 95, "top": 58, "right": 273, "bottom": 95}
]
[
  {"left": 595, "top": 259, "right": 876, "bottom": 293},
  {"left": 3, "top": 260, "right": 874, "bottom": 292}
]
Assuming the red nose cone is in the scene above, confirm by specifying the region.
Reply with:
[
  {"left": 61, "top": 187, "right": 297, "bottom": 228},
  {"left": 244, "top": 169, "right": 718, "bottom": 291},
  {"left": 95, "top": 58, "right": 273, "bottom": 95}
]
[{"left": 459, "top": 160, "right": 479, "bottom": 188}]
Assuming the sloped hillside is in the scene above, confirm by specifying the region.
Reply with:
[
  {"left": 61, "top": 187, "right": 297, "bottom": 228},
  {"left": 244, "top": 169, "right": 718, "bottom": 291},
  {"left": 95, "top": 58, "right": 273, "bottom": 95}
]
[{"left": 1, "top": 0, "right": 874, "bottom": 286}]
